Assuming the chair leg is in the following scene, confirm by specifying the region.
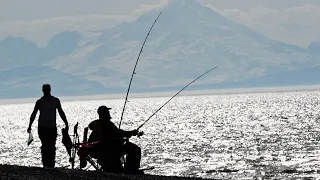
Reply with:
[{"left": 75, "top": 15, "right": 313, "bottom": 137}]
[{"left": 87, "top": 156, "right": 101, "bottom": 171}]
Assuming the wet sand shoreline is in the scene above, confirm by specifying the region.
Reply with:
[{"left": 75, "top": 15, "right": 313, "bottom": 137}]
[{"left": 0, "top": 164, "right": 213, "bottom": 180}]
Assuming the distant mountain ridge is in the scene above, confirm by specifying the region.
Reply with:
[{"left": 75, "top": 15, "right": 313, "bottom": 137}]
[
  {"left": 0, "top": 65, "right": 114, "bottom": 99},
  {"left": 145, "top": 65, "right": 320, "bottom": 92},
  {"left": 0, "top": 31, "right": 82, "bottom": 69},
  {"left": 0, "top": 0, "right": 320, "bottom": 99}
]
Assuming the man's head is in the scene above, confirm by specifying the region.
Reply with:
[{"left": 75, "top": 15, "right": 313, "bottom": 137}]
[
  {"left": 42, "top": 84, "right": 51, "bottom": 95},
  {"left": 97, "top": 105, "right": 112, "bottom": 120}
]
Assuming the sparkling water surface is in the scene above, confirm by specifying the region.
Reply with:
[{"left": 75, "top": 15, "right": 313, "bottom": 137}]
[{"left": 1, "top": 90, "right": 320, "bottom": 179}]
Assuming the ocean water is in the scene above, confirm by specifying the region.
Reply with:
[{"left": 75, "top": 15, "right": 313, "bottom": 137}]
[{"left": 1, "top": 90, "right": 320, "bottom": 179}]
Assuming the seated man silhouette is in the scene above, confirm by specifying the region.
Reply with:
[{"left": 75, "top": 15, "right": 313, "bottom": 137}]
[{"left": 87, "top": 105, "right": 143, "bottom": 174}]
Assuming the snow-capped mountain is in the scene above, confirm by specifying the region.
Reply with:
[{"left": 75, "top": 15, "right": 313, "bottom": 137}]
[
  {"left": 45, "top": 0, "right": 318, "bottom": 88},
  {"left": 0, "top": 0, "right": 319, "bottom": 99}
]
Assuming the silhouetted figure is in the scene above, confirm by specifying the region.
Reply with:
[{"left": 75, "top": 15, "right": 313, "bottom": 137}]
[
  {"left": 87, "top": 105, "right": 143, "bottom": 174},
  {"left": 27, "top": 84, "right": 69, "bottom": 168}
]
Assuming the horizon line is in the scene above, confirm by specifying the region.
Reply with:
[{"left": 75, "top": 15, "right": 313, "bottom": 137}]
[{"left": 0, "top": 84, "right": 320, "bottom": 105}]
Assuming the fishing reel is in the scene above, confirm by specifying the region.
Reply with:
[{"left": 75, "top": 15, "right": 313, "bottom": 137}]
[{"left": 137, "top": 131, "right": 144, "bottom": 137}]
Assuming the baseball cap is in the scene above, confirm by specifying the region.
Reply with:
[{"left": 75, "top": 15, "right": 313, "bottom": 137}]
[{"left": 97, "top": 105, "right": 112, "bottom": 115}]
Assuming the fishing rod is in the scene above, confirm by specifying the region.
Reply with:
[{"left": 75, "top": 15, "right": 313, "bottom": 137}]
[
  {"left": 119, "top": 12, "right": 162, "bottom": 129},
  {"left": 137, "top": 66, "right": 218, "bottom": 130}
]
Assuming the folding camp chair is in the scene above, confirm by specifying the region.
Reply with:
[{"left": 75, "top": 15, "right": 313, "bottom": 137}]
[
  {"left": 66, "top": 122, "right": 125, "bottom": 172},
  {"left": 66, "top": 122, "right": 100, "bottom": 171}
]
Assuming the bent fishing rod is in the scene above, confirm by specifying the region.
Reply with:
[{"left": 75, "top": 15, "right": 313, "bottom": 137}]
[
  {"left": 136, "top": 66, "right": 218, "bottom": 130},
  {"left": 119, "top": 12, "right": 163, "bottom": 129}
]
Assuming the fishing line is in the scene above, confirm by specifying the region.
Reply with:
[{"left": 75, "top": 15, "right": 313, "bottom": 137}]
[
  {"left": 137, "top": 66, "right": 218, "bottom": 130},
  {"left": 119, "top": 12, "right": 163, "bottom": 129}
]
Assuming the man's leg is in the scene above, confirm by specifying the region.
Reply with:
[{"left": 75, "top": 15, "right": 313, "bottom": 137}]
[
  {"left": 98, "top": 143, "right": 124, "bottom": 173},
  {"left": 38, "top": 127, "right": 57, "bottom": 168},
  {"left": 47, "top": 127, "right": 57, "bottom": 167},
  {"left": 38, "top": 127, "right": 49, "bottom": 167},
  {"left": 123, "top": 142, "right": 141, "bottom": 173}
]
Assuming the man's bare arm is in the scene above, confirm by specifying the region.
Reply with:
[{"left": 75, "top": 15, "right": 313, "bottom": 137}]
[
  {"left": 27, "top": 100, "right": 40, "bottom": 132},
  {"left": 56, "top": 98, "right": 69, "bottom": 130}
]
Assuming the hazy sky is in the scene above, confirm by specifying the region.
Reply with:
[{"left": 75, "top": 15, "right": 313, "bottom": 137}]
[
  {"left": 1, "top": 0, "right": 320, "bottom": 21},
  {"left": 1, "top": 0, "right": 319, "bottom": 47}
]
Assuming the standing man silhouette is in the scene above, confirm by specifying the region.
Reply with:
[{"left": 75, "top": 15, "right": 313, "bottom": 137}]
[{"left": 27, "top": 84, "right": 69, "bottom": 168}]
